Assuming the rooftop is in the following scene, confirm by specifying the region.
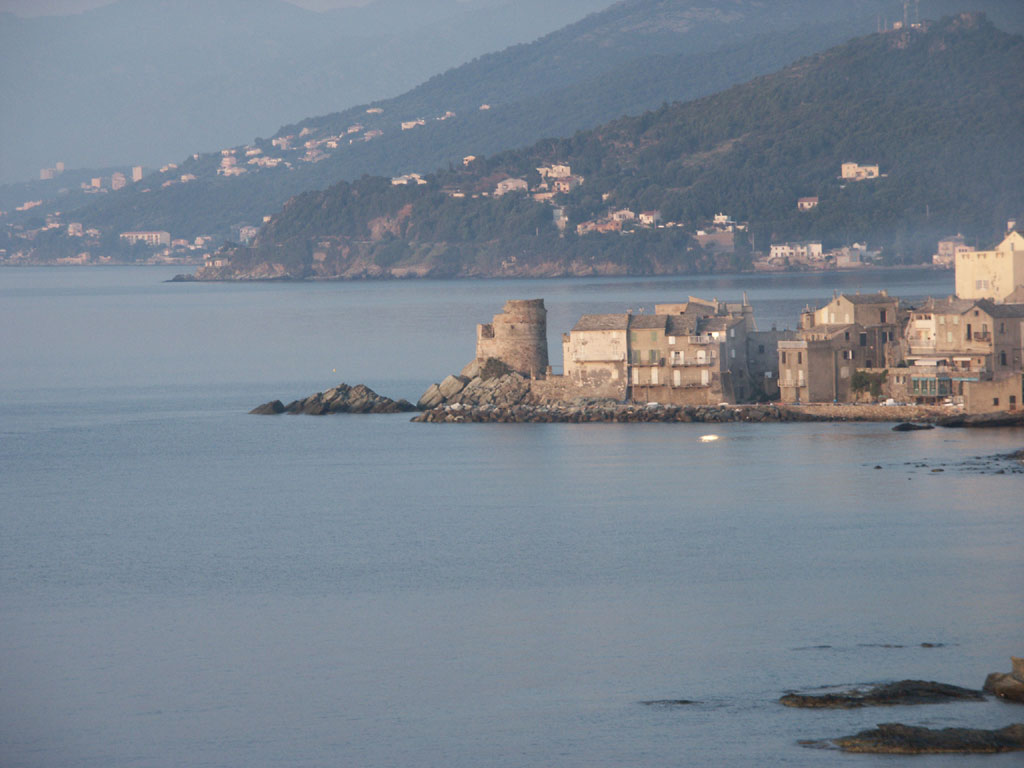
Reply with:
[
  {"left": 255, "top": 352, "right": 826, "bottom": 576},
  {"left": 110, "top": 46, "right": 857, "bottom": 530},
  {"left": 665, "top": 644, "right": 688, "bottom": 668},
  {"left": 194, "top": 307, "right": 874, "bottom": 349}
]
[{"left": 572, "top": 314, "right": 630, "bottom": 332}]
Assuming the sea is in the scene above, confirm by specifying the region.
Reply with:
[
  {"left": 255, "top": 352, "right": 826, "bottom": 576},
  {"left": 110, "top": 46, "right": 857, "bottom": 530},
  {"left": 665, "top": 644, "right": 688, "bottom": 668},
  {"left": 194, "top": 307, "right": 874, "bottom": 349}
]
[{"left": 1, "top": 266, "right": 1022, "bottom": 767}]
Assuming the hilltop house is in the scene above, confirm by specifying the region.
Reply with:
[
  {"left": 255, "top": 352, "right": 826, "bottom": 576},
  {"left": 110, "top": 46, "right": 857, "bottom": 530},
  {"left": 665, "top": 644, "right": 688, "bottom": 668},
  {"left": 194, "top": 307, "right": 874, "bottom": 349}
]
[
  {"left": 840, "top": 162, "right": 880, "bottom": 180},
  {"left": 494, "top": 178, "right": 528, "bottom": 197}
]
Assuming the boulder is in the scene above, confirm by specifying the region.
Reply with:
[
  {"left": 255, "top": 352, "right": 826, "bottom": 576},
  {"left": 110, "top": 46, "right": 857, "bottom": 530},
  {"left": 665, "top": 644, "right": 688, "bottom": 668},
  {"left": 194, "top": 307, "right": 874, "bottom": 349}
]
[
  {"left": 417, "top": 383, "right": 444, "bottom": 410},
  {"left": 984, "top": 658, "right": 1024, "bottom": 703},
  {"left": 827, "top": 723, "right": 1024, "bottom": 754},
  {"left": 438, "top": 374, "right": 468, "bottom": 400},
  {"left": 460, "top": 359, "right": 482, "bottom": 379},
  {"left": 892, "top": 422, "right": 935, "bottom": 431}
]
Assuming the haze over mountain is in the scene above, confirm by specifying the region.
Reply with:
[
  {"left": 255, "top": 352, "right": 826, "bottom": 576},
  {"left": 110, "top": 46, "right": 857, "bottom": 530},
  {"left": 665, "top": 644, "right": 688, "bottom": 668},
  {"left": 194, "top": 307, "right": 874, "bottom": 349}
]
[
  {"left": 0, "top": 0, "right": 613, "bottom": 183},
  {"left": 16, "top": 0, "right": 1023, "bottom": 240},
  {"left": 197, "top": 13, "right": 1024, "bottom": 280}
]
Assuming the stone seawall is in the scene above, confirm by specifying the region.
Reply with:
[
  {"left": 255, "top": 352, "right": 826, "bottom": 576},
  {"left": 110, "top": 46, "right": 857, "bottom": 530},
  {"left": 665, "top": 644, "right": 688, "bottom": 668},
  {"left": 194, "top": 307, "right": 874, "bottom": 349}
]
[
  {"left": 413, "top": 401, "right": 1024, "bottom": 426},
  {"left": 414, "top": 402, "right": 921, "bottom": 424}
]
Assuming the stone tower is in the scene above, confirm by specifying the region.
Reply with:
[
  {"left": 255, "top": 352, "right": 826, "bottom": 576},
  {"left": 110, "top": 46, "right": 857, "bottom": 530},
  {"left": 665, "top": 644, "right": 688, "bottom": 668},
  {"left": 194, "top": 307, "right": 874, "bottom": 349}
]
[{"left": 475, "top": 299, "right": 549, "bottom": 377}]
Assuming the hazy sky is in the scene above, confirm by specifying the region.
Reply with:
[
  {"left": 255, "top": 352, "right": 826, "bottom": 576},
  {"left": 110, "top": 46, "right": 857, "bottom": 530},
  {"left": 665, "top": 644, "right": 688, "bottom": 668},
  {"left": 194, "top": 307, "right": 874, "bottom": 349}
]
[{"left": 0, "top": 0, "right": 375, "bottom": 15}]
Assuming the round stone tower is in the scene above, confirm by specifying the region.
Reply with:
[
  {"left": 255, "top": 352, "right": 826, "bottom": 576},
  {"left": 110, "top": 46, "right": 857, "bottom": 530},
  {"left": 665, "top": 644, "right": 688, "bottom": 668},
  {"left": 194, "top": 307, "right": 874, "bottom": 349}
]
[{"left": 475, "top": 299, "right": 549, "bottom": 377}]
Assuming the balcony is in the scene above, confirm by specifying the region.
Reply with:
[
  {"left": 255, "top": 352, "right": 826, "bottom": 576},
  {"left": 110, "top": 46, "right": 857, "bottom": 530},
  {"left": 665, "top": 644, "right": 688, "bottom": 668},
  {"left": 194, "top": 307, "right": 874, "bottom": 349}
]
[
  {"left": 972, "top": 332, "right": 991, "bottom": 342},
  {"left": 687, "top": 335, "right": 716, "bottom": 344}
]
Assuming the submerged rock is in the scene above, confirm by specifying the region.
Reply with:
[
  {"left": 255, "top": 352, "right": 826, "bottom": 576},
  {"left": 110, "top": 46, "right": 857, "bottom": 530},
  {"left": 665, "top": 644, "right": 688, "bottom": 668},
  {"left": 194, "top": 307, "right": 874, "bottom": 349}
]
[
  {"left": 640, "top": 699, "right": 699, "bottom": 707},
  {"left": 251, "top": 383, "right": 415, "bottom": 415},
  {"left": 829, "top": 723, "right": 1024, "bottom": 754},
  {"left": 984, "top": 657, "right": 1024, "bottom": 704},
  {"left": 780, "top": 680, "right": 985, "bottom": 709},
  {"left": 892, "top": 422, "right": 934, "bottom": 431}
]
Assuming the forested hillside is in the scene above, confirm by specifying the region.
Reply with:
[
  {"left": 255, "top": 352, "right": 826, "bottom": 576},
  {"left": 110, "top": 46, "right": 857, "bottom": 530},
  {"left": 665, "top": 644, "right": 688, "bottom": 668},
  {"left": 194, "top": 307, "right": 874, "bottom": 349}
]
[
  {"left": 28, "top": 0, "right": 1024, "bottom": 243},
  {"left": 200, "top": 13, "right": 1023, "bottom": 280}
]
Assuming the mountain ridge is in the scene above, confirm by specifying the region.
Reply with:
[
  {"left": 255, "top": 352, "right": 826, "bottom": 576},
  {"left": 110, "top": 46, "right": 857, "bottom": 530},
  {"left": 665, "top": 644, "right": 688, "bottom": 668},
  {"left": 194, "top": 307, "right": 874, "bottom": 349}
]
[{"left": 195, "top": 12, "right": 1024, "bottom": 280}]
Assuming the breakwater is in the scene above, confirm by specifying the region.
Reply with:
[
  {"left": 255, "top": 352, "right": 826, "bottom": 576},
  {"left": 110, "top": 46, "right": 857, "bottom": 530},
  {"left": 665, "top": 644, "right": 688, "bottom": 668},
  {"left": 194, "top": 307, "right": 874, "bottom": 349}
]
[{"left": 412, "top": 402, "right": 957, "bottom": 424}]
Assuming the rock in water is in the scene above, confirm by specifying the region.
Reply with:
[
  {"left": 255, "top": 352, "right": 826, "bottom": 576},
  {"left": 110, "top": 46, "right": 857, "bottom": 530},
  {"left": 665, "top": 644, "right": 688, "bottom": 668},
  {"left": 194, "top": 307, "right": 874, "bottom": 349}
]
[
  {"left": 892, "top": 422, "right": 934, "bottom": 431},
  {"left": 984, "top": 657, "right": 1024, "bottom": 704},
  {"left": 249, "top": 399, "right": 285, "bottom": 415},
  {"left": 780, "top": 680, "right": 985, "bottom": 708},
  {"left": 251, "top": 383, "right": 415, "bottom": 415},
  {"left": 831, "top": 723, "right": 1024, "bottom": 754}
]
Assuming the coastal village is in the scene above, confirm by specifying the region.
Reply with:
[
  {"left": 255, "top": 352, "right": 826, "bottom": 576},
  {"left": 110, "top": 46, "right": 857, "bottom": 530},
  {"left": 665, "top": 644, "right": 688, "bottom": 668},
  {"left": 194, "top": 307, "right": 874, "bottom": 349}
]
[{"left": 417, "top": 227, "right": 1024, "bottom": 418}]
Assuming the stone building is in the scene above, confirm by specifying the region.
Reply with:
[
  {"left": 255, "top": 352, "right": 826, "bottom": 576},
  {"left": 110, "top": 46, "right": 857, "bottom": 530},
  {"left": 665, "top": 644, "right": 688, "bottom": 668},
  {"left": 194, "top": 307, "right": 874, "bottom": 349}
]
[
  {"left": 900, "top": 296, "right": 1024, "bottom": 403},
  {"left": 474, "top": 299, "right": 549, "bottom": 378},
  {"left": 955, "top": 231, "right": 1024, "bottom": 303},
  {"left": 778, "top": 291, "right": 903, "bottom": 403},
  {"left": 553, "top": 296, "right": 773, "bottom": 405}
]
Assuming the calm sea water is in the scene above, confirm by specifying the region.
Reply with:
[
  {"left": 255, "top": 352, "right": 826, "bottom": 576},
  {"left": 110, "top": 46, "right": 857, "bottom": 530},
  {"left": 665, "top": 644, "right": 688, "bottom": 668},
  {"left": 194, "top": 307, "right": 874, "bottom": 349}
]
[{"left": 1, "top": 267, "right": 1022, "bottom": 767}]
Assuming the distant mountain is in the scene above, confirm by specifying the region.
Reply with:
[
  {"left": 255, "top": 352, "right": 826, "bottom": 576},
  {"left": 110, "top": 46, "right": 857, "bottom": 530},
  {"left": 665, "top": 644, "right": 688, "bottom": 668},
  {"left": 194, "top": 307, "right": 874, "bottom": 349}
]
[
  {"left": 0, "top": 0, "right": 613, "bottom": 184},
  {"left": 8, "top": 0, "right": 1024, "bottom": 247},
  {"left": 198, "top": 13, "right": 1024, "bottom": 280}
]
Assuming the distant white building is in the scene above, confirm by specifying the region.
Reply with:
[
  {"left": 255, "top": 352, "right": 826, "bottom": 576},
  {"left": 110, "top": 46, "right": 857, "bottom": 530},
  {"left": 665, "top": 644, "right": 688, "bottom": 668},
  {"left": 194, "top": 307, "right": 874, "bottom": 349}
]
[
  {"left": 401, "top": 119, "right": 426, "bottom": 131},
  {"left": 391, "top": 173, "right": 428, "bottom": 186},
  {"left": 494, "top": 178, "right": 528, "bottom": 196},
  {"left": 120, "top": 230, "right": 171, "bottom": 247},
  {"left": 770, "top": 242, "right": 823, "bottom": 262},
  {"left": 840, "top": 162, "right": 880, "bottom": 181}
]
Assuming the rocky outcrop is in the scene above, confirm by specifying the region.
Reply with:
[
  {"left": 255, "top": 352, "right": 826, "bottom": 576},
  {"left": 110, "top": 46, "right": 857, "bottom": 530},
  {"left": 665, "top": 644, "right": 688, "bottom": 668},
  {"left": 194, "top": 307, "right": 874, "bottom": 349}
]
[
  {"left": 984, "top": 658, "right": 1024, "bottom": 704},
  {"left": 780, "top": 680, "right": 985, "bottom": 709},
  {"left": 251, "top": 383, "right": 415, "bottom": 415},
  {"left": 825, "top": 723, "right": 1024, "bottom": 754},
  {"left": 892, "top": 422, "right": 934, "bottom": 431},
  {"left": 416, "top": 357, "right": 531, "bottom": 411}
]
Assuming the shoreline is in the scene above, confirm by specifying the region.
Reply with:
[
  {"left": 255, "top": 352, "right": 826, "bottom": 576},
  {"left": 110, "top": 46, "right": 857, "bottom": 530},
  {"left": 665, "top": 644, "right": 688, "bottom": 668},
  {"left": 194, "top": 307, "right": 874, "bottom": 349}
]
[{"left": 412, "top": 401, "right": 1024, "bottom": 426}]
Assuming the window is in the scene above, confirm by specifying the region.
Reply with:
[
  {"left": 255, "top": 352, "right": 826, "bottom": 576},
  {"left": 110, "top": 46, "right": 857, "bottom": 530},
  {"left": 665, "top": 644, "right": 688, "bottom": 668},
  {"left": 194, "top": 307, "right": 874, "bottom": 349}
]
[
  {"left": 780, "top": 352, "right": 787, "bottom": 364},
  {"left": 1010, "top": 395, "right": 1018, "bottom": 410},
  {"left": 797, "top": 351, "right": 803, "bottom": 364},
  {"left": 840, "top": 366, "right": 849, "bottom": 379},
  {"left": 993, "top": 397, "right": 1000, "bottom": 407},
  {"left": 648, "top": 349, "right": 657, "bottom": 364},
  {"left": 758, "top": 344, "right": 765, "bottom": 354},
  {"left": 650, "top": 331, "right": 657, "bottom": 343},
  {"left": 1000, "top": 351, "right": 1008, "bottom": 366},
  {"left": 947, "top": 331, "right": 953, "bottom": 343},
  {"left": 651, "top": 368, "right": 658, "bottom": 385},
  {"left": 880, "top": 310, "right": 887, "bottom": 323},
  {"left": 844, "top": 331, "right": 850, "bottom": 341},
  {"left": 999, "top": 323, "right": 1005, "bottom": 334},
  {"left": 843, "top": 350, "right": 853, "bottom": 360},
  {"left": 668, "top": 335, "right": 676, "bottom": 345},
  {"left": 729, "top": 328, "right": 735, "bottom": 338},
  {"left": 859, "top": 333, "right": 867, "bottom": 347},
  {"left": 632, "top": 367, "right": 639, "bottom": 385},
  {"left": 630, "top": 332, "right": 637, "bottom": 344},
  {"left": 730, "top": 349, "right": 736, "bottom": 359},
  {"left": 953, "top": 316, "right": 959, "bottom": 325}
]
